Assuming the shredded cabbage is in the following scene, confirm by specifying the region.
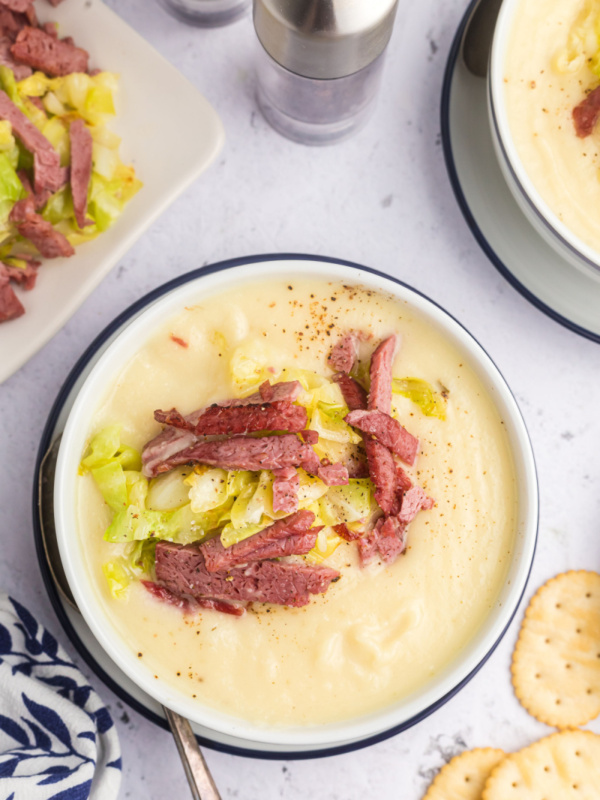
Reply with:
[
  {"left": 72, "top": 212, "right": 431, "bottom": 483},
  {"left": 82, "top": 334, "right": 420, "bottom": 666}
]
[
  {"left": 277, "top": 367, "right": 329, "bottom": 392},
  {"left": 83, "top": 383, "right": 396, "bottom": 594},
  {"left": 186, "top": 467, "right": 229, "bottom": 512},
  {"left": 81, "top": 429, "right": 212, "bottom": 575},
  {"left": 230, "top": 339, "right": 274, "bottom": 391},
  {"left": 81, "top": 425, "right": 141, "bottom": 471},
  {"left": 392, "top": 378, "right": 447, "bottom": 420},
  {"left": 0, "top": 153, "right": 25, "bottom": 229},
  {"left": 554, "top": 1, "right": 600, "bottom": 75},
  {"left": 296, "top": 469, "right": 329, "bottom": 508},
  {"left": 146, "top": 467, "right": 193, "bottom": 511},
  {"left": 350, "top": 360, "right": 370, "bottom": 390},
  {"left": 310, "top": 405, "right": 361, "bottom": 444},
  {"left": 322, "top": 479, "right": 372, "bottom": 524},
  {"left": 102, "top": 559, "right": 131, "bottom": 598},
  {"left": 0, "top": 67, "right": 141, "bottom": 258},
  {"left": 245, "top": 470, "right": 275, "bottom": 522},
  {"left": 220, "top": 519, "right": 268, "bottom": 549},
  {"left": 307, "top": 527, "right": 343, "bottom": 563},
  {"left": 102, "top": 540, "right": 157, "bottom": 598},
  {"left": 89, "top": 460, "right": 128, "bottom": 513}
]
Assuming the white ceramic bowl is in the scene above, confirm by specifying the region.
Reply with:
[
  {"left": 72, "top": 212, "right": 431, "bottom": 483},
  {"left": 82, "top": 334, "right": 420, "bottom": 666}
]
[
  {"left": 489, "top": 0, "right": 600, "bottom": 280},
  {"left": 54, "top": 255, "right": 538, "bottom": 754}
]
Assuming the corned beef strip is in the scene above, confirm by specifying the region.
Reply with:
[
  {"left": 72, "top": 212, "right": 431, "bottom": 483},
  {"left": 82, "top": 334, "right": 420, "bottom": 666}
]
[
  {"left": 154, "top": 401, "right": 307, "bottom": 436},
  {"left": 150, "top": 433, "right": 320, "bottom": 476},
  {"left": 69, "top": 118, "right": 93, "bottom": 229},
  {"left": 333, "top": 372, "right": 368, "bottom": 411},
  {"left": 357, "top": 489, "right": 434, "bottom": 567},
  {"left": 0, "top": 90, "right": 66, "bottom": 193},
  {"left": 143, "top": 381, "right": 305, "bottom": 476},
  {"left": 573, "top": 86, "right": 600, "bottom": 138},
  {"left": 299, "top": 429, "right": 318, "bottom": 444},
  {"left": 331, "top": 369, "right": 397, "bottom": 511},
  {"left": 142, "top": 580, "right": 245, "bottom": 617},
  {"left": 16, "top": 214, "right": 75, "bottom": 257},
  {"left": 317, "top": 462, "right": 349, "bottom": 486},
  {"left": 22, "top": 2, "right": 35, "bottom": 25},
  {"left": 0, "top": 7, "right": 26, "bottom": 39},
  {"left": 0, "top": 262, "right": 24, "bottom": 321},
  {"left": 357, "top": 515, "right": 407, "bottom": 566},
  {"left": 396, "top": 464, "right": 413, "bottom": 493},
  {"left": 202, "top": 511, "right": 317, "bottom": 572},
  {"left": 17, "top": 169, "right": 50, "bottom": 210},
  {"left": 141, "top": 425, "right": 198, "bottom": 478},
  {"left": 388, "top": 465, "right": 413, "bottom": 515},
  {"left": 0, "top": 0, "right": 31, "bottom": 13},
  {"left": 11, "top": 26, "right": 88, "bottom": 76},
  {"left": 333, "top": 372, "right": 398, "bottom": 507},
  {"left": 257, "top": 379, "right": 302, "bottom": 403},
  {"left": 10, "top": 196, "right": 74, "bottom": 258},
  {"left": 364, "top": 438, "right": 397, "bottom": 514},
  {"left": 0, "top": 38, "right": 31, "bottom": 79},
  {"left": 272, "top": 466, "right": 300, "bottom": 513},
  {"left": 398, "top": 486, "right": 434, "bottom": 524},
  {"left": 218, "top": 380, "right": 302, "bottom": 407},
  {"left": 368, "top": 335, "right": 398, "bottom": 414},
  {"left": 345, "top": 409, "right": 419, "bottom": 466},
  {"left": 333, "top": 523, "right": 360, "bottom": 542},
  {"left": 244, "top": 531, "right": 317, "bottom": 562},
  {"left": 2, "top": 256, "right": 39, "bottom": 289},
  {"left": 347, "top": 458, "right": 370, "bottom": 479},
  {"left": 328, "top": 333, "right": 358, "bottom": 374},
  {"left": 155, "top": 540, "right": 339, "bottom": 608}
]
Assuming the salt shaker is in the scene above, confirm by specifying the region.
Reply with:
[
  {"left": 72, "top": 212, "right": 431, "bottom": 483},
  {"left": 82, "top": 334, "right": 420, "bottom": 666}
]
[{"left": 253, "top": 0, "right": 399, "bottom": 145}]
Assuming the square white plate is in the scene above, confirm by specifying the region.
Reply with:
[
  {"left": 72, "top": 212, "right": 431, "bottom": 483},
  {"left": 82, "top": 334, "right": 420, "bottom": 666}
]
[{"left": 0, "top": 0, "right": 225, "bottom": 383}]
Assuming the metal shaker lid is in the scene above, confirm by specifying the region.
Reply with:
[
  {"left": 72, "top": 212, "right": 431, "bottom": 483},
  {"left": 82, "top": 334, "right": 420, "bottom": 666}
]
[{"left": 253, "top": 0, "right": 399, "bottom": 80}]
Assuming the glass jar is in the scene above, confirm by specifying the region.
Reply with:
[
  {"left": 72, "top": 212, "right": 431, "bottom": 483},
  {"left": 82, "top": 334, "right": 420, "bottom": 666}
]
[
  {"left": 256, "top": 45, "right": 386, "bottom": 146},
  {"left": 253, "top": 0, "right": 398, "bottom": 146},
  {"left": 158, "top": 0, "right": 250, "bottom": 27}
]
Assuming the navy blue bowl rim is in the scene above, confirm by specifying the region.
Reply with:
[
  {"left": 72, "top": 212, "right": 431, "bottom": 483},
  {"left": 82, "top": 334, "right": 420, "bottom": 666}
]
[
  {"left": 32, "top": 252, "right": 539, "bottom": 761},
  {"left": 440, "top": 0, "right": 600, "bottom": 345}
]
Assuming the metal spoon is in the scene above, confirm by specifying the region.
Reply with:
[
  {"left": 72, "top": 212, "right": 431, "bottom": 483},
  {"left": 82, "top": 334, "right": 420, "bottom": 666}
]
[
  {"left": 461, "top": 0, "right": 503, "bottom": 78},
  {"left": 38, "top": 437, "right": 222, "bottom": 800}
]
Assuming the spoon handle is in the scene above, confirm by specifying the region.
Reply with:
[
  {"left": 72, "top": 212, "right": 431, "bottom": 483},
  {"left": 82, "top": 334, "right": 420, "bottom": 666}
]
[
  {"left": 38, "top": 438, "right": 222, "bottom": 800},
  {"left": 164, "top": 706, "right": 222, "bottom": 800}
]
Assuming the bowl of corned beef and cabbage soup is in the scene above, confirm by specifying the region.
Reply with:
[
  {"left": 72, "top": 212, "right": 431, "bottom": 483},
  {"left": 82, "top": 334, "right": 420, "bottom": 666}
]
[
  {"left": 54, "top": 257, "right": 538, "bottom": 752},
  {"left": 490, "top": 0, "right": 600, "bottom": 278}
]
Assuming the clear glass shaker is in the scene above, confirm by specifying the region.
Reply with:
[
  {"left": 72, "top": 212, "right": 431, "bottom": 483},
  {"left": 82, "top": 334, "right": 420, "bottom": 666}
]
[
  {"left": 158, "top": 0, "right": 251, "bottom": 27},
  {"left": 253, "top": 0, "right": 399, "bottom": 145}
]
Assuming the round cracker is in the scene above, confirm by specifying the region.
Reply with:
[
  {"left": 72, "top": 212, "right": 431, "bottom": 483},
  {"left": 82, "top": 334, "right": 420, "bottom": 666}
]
[
  {"left": 482, "top": 730, "right": 600, "bottom": 800},
  {"left": 512, "top": 570, "right": 600, "bottom": 727},
  {"left": 423, "top": 748, "right": 506, "bottom": 800}
]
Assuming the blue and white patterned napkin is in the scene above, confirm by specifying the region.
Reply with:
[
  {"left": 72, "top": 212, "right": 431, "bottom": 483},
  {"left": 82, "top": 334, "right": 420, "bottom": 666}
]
[{"left": 0, "top": 594, "right": 121, "bottom": 800}]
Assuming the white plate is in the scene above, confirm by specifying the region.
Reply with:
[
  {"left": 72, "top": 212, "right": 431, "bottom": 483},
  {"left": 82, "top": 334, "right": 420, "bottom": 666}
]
[
  {"left": 0, "top": 0, "right": 224, "bottom": 383},
  {"left": 441, "top": 0, "right": 600, "bottom": 343}
]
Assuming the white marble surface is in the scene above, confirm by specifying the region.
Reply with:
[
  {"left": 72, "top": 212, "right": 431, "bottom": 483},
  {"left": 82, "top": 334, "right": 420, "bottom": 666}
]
[{"left": 1, "top": 0, "right": 600, "bottom": 797}]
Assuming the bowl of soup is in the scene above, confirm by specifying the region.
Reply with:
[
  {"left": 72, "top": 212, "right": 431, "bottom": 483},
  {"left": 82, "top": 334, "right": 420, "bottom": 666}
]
[
  {"left": 53, "top": 255, "right": 538, "bottom": 754},
  {"left": 489, "top": 0, "right": 600, "bottom": 277}
]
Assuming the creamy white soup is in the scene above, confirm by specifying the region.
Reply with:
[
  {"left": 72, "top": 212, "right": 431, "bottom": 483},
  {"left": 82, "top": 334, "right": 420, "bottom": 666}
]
[
  {"left": 76, "top": 280, "right": 517, "bottom": 727},
  {"left": 504, "top": 0, "right": 600, "bottom": 253}
]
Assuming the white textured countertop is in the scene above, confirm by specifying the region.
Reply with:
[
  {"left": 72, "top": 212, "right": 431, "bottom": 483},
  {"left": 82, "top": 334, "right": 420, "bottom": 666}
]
[{"left": 1, "top": 0, "right": 599, "bottom": 797}]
